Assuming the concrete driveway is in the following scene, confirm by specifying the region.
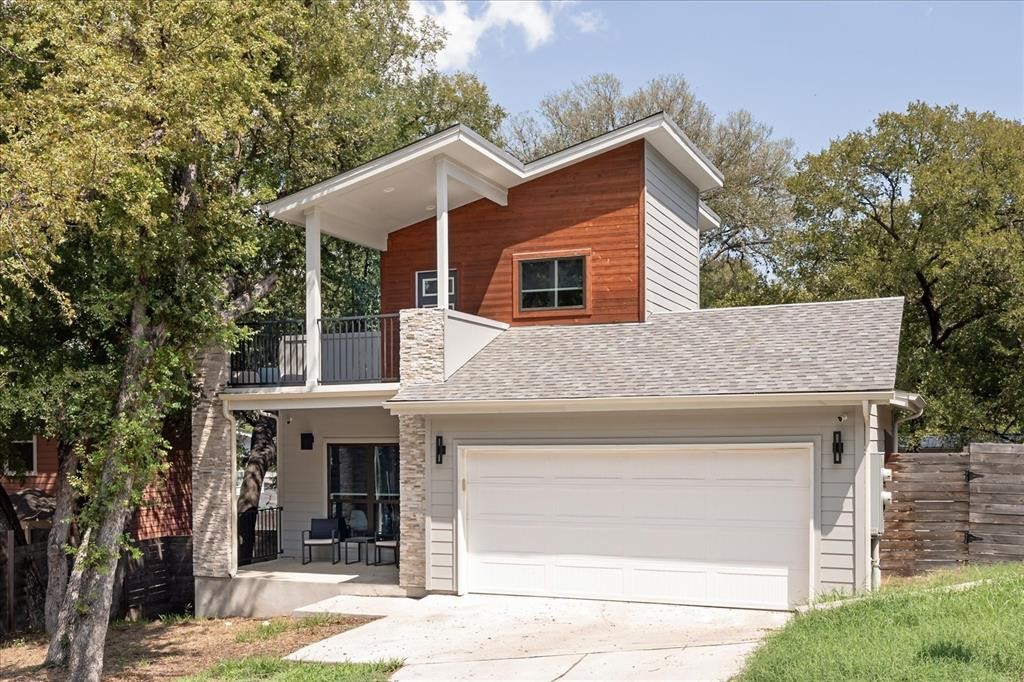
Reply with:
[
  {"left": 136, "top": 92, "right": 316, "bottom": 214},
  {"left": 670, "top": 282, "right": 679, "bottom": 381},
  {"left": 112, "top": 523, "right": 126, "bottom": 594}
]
[{"left": 288, "top": 594, "right": 789, "bottom": 680}]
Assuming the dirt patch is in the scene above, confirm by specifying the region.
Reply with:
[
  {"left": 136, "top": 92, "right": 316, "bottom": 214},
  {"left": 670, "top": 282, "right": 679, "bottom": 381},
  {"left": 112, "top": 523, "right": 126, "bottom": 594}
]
[{"left": 0, "top": 615, "right": 373, "bottom": 680}]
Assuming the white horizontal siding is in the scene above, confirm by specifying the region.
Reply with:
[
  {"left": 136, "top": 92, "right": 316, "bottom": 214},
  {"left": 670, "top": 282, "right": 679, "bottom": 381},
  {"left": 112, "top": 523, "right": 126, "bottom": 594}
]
[
  {"left": 644, "top": 142, "right": 701, "bottom": 314},
  {"left": 277, "top": 407, "right": 399, "bottom": 560}
]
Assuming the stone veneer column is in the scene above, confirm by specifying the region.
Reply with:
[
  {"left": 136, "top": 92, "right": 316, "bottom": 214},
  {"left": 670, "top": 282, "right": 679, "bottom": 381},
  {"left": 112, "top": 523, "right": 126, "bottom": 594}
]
[
  {"left": 191, "top": 349, "right": 235, "bottom": 578},
  {"left": 398, "top": 308, "right": 445, "bottom": 590}
]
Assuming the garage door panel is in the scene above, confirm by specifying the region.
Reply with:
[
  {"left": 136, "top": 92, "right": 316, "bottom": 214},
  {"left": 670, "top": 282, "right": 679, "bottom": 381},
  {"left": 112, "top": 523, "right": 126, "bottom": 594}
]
[
  {"left": 471, "top": 484, "right": 549, "bottom": 518},
  {"left": 626, "top": 452, "right": 707, "bottom": 480},
  {"left": 707, "top": 528, "right": 807, "bottom": 564},
  {"left": 623, "top": 526, "right": 708, "bottom": 560},
  {"left": 705, "top": 450, "right": 808, "bottom": 484},
  {"left": 625, "top": 486, "right": 707, "bottom": 520},
  {"left": 469, "top": 522, "right": 549, "bottom": 553},
  {"left": 552, "top": 564, "right": 624, "bottom": 596},
  {"left": 629, "top": 567, "right": 707, "bottom": 601},
  {"left": 553, "top": 484, "right": 624, "bottom": 519},
  {"left": 464, "top": 445, "right": 812, "bottom": 610},
  {"left": 472, "top": 559, "right": 546, "bottom": 592},
  {"left": 710, "top": 487, "right": 808, "bottom": 523},
  {"left": 708, "top": 568, "right": 792, "bottom": 607}
]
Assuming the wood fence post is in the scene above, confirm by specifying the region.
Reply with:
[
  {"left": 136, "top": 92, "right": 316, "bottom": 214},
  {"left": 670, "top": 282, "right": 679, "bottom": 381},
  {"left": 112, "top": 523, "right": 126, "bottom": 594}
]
[{"left": 4, "top": 529, "right": 14, "bottom": 633}]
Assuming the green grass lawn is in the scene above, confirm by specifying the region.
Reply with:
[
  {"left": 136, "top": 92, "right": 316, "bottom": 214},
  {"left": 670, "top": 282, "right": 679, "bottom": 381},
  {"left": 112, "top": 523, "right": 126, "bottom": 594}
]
[
  {"left": 737, "top": 563, "right": 1024, "bottom": 681},
  {"left": 183, "top": 657, "right": 402, "bottom": 681}
]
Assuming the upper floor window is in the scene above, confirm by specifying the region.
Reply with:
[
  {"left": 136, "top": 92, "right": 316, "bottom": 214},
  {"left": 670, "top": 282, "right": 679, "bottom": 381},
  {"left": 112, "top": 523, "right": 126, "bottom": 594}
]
[
  {"left": 4, "top": 432, "right": 36, "bottom": 475},
  {"left": 416, "top": 269, "right": 456, "bottom": 309},
  {"left": 519, "top": 257, "right": 585, "bottom": 310}
]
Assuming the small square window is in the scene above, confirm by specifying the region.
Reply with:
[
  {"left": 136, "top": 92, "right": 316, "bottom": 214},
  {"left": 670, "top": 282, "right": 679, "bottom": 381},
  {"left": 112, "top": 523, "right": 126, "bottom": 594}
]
[
  {"left": 519, "top": 256, "right": 585, "bottom": 311},
  {"left": 5, "top": 436, "right": 36, "bottom": 475},
  {"left": 416, "top": 270, "right": 456, "bottom": 309}
]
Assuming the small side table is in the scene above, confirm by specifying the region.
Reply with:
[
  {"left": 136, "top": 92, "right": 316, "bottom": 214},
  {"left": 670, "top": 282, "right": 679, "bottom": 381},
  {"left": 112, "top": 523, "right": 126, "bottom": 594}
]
[{"left": 343, "top": 536, "right": 373, "bottom": 565}]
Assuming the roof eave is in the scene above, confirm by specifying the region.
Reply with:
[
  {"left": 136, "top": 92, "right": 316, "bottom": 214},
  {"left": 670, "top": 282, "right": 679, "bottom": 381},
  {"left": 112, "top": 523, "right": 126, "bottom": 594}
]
[{"left": 386, "top": 390, "right": 899, "bottom": 416}]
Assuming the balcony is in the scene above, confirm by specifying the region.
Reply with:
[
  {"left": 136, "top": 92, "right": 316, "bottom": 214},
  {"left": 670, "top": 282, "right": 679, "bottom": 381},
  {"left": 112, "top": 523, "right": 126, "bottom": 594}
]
[{"left": 229, "top": 314, "right": 400, "bottom": 387}]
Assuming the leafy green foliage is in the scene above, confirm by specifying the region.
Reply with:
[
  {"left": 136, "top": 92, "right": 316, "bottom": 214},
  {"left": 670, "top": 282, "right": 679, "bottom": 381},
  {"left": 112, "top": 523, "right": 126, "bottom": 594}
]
[
  {"left": 0, "top": 0, "right": 505, "bottom": 669},
  {"left": 738, "top": 563, "right": 1024, "bottom": 681},
  {"left": 781, "top": 103, "right": 1024, "bottom": 444}
]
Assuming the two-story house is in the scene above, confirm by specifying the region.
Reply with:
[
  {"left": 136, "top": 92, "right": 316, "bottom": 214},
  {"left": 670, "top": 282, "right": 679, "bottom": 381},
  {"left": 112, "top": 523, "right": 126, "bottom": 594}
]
[{"left": 193, "top": 113, "right": 923, "bottom": 617}]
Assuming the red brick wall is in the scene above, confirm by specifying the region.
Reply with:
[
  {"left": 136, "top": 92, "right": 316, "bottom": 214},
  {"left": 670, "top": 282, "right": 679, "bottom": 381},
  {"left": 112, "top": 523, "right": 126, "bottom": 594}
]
[{"left": 381, "top": 141, "right": 646, "bottom": 326}]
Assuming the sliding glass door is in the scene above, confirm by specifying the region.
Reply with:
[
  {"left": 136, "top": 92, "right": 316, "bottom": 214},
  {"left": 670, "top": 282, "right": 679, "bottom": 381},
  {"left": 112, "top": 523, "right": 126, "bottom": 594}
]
[{"left": 327, "top": 443, "right": 399, "bottom": 539}]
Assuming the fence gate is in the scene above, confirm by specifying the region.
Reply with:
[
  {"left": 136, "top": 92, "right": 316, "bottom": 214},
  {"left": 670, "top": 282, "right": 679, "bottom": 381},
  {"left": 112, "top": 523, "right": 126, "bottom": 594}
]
[{"left": 882, "top": 443, "right": 1024, "bottom": 575}]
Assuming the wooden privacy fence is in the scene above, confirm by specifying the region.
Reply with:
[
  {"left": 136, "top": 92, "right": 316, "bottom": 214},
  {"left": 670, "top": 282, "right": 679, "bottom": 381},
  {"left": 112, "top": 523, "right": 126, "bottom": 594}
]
[
  {"left": 882, "top": 443, "right": 1024, "bottom": 575},
  {"left": 0, "top": 531, "right": 47, "bottom": 633}
]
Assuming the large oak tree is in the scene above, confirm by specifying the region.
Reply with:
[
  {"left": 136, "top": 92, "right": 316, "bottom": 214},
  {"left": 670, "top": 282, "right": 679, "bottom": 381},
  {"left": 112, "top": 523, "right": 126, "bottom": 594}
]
[{"left": 0, "top": 1, "right": 503, "bottom": 679}]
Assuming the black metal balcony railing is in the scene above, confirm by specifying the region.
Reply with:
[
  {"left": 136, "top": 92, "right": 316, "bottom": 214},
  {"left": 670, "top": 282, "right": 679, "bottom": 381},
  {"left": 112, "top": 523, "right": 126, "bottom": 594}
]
[
  {"left": 230, "top": 320, "right": 305, "bottom": 386},
  {"left": 319, "top": 313, "right": 400, "bottom": 384},
  {"left": 228, "top": 314, "right": 399, "bottom": 387}
]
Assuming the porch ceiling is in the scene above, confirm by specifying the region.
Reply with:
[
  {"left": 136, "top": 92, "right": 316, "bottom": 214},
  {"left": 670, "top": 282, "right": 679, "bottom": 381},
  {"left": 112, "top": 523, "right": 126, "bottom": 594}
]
[{"left": 263, "top": 127, "right": 521, "bottom": 250}]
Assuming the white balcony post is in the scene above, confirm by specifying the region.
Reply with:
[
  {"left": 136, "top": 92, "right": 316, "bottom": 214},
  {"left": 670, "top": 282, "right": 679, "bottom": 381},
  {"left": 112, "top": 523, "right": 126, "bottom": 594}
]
[
  {"left": 304, "top": 207, "right": 322, "bottom": 387},
  {"left": 435, "top": 158, "right": 450, "bottom": 310}
]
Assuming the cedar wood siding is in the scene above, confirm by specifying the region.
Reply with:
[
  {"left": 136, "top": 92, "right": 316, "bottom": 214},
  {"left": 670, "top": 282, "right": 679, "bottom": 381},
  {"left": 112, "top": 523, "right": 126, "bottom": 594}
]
[
  {"left": 1, "top": 436, "right": 59, "bottom": 495},
  {"left": 3, "top": 425, "right": 192, "bottom": 541},
  {"left": 381, "top": 141, "right": 646, "bottom": 326}
]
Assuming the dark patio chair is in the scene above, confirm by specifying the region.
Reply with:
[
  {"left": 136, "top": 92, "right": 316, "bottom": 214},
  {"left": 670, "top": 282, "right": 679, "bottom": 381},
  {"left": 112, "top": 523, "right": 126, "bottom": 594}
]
[{"left": 302, "top": 517, "right": 342, "bottom": 565}]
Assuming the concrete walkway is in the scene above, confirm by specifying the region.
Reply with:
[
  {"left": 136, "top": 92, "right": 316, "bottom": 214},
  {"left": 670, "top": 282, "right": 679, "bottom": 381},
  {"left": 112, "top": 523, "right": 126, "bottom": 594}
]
[{"left": 288, "top": 594, "right": 789, "bottom": 680}]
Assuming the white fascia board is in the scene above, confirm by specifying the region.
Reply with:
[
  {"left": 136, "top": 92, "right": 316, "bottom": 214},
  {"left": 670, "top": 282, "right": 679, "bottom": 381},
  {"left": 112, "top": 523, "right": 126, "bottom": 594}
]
[
  {"left": 261, "top": 127, "right": 505, "bottom": 219},
  {"left": 698, "top": 201, "right": 722, "bottom": 231},
  {"left": 386, "top": 390, "right": 897, "bottom": 416},
  {"left": 262, "top": 115, "right": 724, "bottom": 226},
  {"left": 521, "top": 114, "right": 723, "bottom": 192},
  {"left": 220, "top": 383, "right": 399, "bottom": 411}
]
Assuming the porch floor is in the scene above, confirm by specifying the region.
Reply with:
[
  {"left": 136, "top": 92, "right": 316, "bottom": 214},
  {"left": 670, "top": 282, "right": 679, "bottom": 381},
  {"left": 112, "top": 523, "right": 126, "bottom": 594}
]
[{"left": 237, "top": 556, "right": 400, "bottom": 591}]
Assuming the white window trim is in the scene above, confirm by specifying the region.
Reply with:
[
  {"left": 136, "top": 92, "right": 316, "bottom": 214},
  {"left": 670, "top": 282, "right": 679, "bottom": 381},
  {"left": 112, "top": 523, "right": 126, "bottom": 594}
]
[
  {"left": 415, "top": 269, "right": 457, "bottom": 309},
  {"left": 6, "top": 434, "right": 38, "bottom": 476}
]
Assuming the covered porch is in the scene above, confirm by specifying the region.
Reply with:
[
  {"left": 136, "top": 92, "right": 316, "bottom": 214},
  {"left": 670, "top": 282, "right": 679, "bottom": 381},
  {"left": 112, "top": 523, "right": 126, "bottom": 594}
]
[{"left": 201, "top": 400, "right": 408, "bottom": 617}]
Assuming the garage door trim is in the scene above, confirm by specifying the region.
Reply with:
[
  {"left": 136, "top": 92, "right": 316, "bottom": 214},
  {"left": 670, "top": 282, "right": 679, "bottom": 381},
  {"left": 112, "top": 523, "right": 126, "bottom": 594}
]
[{"left": 455, "top": 442, "right": 817, "bottom": 608}]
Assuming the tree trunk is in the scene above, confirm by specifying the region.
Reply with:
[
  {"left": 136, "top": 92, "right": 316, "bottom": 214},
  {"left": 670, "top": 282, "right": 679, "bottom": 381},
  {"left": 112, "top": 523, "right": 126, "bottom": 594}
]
[
  {"left": 236, "top": 413, "right": 276, "bottom": 565},
  {"left": 46, "top": 299, "right": 164, "bottom": 681},
  {"left": 237, "top": 413, "right": 276, "bottom": 514},
  {"left": 45, "top": 440, "right": 79, "bottom": 636}
]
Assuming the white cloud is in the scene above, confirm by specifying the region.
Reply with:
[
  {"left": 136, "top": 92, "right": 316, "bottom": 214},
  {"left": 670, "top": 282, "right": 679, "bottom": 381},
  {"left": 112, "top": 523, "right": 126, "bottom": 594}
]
[
  {"left": 412, "top": 1, "right": 602, "bottom": 70},
  {"left": 569, "top": 9, "right": 606, "bottom": 34}
]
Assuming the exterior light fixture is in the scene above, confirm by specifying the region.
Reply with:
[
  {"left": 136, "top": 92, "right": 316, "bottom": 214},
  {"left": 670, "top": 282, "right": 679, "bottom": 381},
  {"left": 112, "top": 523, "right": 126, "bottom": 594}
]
[
  {"left": 435, "top": 435, "right": 446, "bottom": 465},
  {"left": 832, "top": 431, "right": 844, "bottom": 465},
  {"left": 300, "top": 432, "right": 314, "bottom": 451}
]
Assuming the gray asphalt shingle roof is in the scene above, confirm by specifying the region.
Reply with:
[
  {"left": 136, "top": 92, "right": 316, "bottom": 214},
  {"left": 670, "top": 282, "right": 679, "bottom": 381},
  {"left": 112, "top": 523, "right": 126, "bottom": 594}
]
[{"left": 392, "top": 297, "right": 905, "bottom": 403}]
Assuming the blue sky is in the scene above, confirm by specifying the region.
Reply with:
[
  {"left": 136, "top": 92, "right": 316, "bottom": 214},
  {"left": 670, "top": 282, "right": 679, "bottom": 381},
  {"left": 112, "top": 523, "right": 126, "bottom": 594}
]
[{"left": 411, "top": 1, "right": 1024, "bottom": 156}]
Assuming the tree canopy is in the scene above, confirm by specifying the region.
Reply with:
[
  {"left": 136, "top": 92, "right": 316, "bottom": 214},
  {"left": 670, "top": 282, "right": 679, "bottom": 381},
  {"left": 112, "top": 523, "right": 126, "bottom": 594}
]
[
  {"left": 505, "top": 73, "right": 794, "bottom": 306},
  {"left": 780, "top": 103, "right": 1024, "bottom": 443},
  {"left": 0, "top": 0, "right": 505, "bottom": 676}
]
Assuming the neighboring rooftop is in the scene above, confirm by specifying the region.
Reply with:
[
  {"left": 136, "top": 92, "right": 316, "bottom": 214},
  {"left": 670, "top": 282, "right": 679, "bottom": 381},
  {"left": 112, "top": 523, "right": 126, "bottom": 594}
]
[{"left": 392, "top": 297, "right": 905, "bottom": 403}]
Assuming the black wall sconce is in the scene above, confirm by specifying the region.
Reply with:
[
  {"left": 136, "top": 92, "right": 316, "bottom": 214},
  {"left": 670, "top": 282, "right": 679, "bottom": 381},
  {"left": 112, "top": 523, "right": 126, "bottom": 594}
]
[
  {"left": 300, "top": 432, "right": 314, "bottom": 451},
  {"left": 435, "top": 435, "right": 446, "bottom": 465},
  {"left": 832, "top": 431, "right": 844, "bottom": 465}
]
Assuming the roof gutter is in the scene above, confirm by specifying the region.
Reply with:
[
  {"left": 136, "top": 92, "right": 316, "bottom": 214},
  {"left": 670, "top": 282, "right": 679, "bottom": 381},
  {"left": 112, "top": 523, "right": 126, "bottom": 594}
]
[{"left": 385, "top": 390, "right": 899, "bottom": 416}]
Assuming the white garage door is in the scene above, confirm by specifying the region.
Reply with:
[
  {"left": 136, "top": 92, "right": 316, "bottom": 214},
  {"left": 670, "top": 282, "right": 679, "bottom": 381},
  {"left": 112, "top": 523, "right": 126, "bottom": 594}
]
[{"left": 463, "top": 444, "right": 812, "bottom": 610}]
